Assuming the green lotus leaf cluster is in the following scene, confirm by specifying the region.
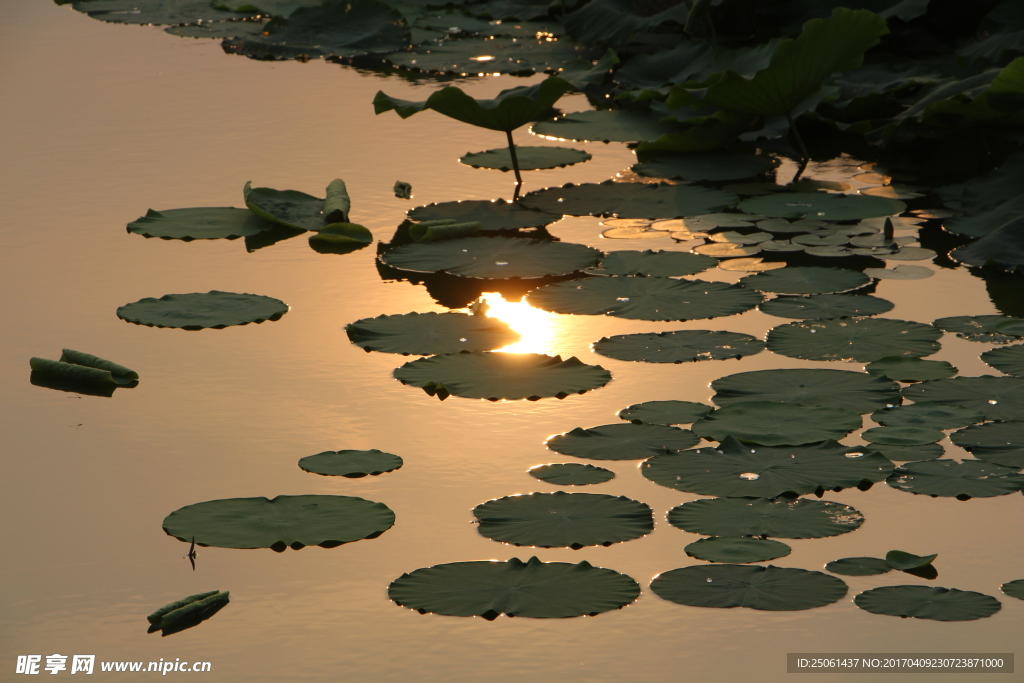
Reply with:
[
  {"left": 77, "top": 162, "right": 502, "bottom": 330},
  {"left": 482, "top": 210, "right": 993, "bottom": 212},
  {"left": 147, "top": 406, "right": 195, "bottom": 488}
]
[
  {"left": 528, "top": 463, "right": 615, "bottom": 486},
  {"left": 345, "top": 312, "right": 519, "bottom": 355},
  {"left": 117, "top": 291, "right": 289, "bottom": 330},
  {"left": 827, "top": 550, "right": 938, "bottom": 578},
  {"left": 298, "top": 449, "right": 403, "bottom": 477},
  {"left": 380, "top": 236, "right": 601, "bottom": 279},
  {"left": 520, "top": 181, "right": 739, "bottom": 218},
  {"left": 651, "top": 564, "right": 848, "bottom": 611}
]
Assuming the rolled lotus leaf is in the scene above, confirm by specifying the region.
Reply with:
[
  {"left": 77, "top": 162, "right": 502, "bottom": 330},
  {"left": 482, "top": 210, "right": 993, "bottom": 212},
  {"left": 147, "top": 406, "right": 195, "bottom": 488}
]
[
  {"left": 593, "top": 330, "right": 764, "bottom": 364},
  {"left": 651, "top": 564, "right": 848, "bottom": 611},
  {"left": 885, "top": 550, "right": 937, "bottom": 570},
  {"left": 388, "top": 556, "right": 641, "bottom": 618},
  {"left": 758, "top": 293, "right": 894, "bottom": 319},
  {"left": 865, "top": 356, "right": 957, "bottom": 382},
  {"left": 886, "top": 459, "right": 1024, "bottom": 499},
  {"left": 766, "top": 318, "right": 942, "bottom": 363},
  {"left": 528, "top": 463, "right": 615, "bottom": 486},
  {"left": 667, "top": 497, "right": 864, "bottom": 539},
  {"left": 711, "top": 368, "right": 900, "bottom": 413},
  {"left": 323, "top": 178, "right": 350, "bottom": 223},
  {"left": 826, "top": 557, "right": 891, "bottom": 576},
  {"left": 691, "top": 401, "right": 861, "bottom": 446},
  {"left": 901, "top": 376, "right": 1024, "bottom": 421},
  {"left": 309, "top": 223, "right": 373, "bottom": 246},
  {"left": 547, "top": 423, "right": 699, "bottom": 460},
  {"left": 117, "top": 291, "right": 289, "bottom": 330},
  {"left": 126, "top": 207, "right": 276, "bottom": 240},
  {"left": 855, "top": 586, "right": 1001, "bottom": 621},
  {"left": 618, "top": 400, "right": 712, "bottom": 425},
  {"left": 30, "top": 358, "right": 121, "bottom": 386},
  {"left": 949, "top": 421, "right": 1024, "bottom": 468},
  {"left": 346, "top": 312, "right": 518, "bottom": 355},
  {"left": 380, "top": 236, "right": 602, "bottom": 279},
  {"left": 156, "top": 592, "right": 230, "bottom": 632},
  {"left": 298, "top": 449, "right": 403, "bottom": 477},
  {"left": 59, "top": 349, "right": 138, "bottom": 381},
  {"left": 408, "top": 220, "right": 482, "bottom": 242},
  {"left": 147, "top": 590, "right": 221, "bottom": 625},
  {"left": 684, "top": 537, "right": 791, "bottom": 563}
]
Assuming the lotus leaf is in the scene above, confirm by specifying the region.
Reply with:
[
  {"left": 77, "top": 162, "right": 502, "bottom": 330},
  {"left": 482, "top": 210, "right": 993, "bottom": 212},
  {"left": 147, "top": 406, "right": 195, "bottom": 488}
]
[
  {"left": 685, "top": 537, "right": 791, "bottom": 564},
  {"left": 593, "top": 330, "right": 764, "bottom": 364},
  {"left": 997, "top": 319, "right": 1024, "bottom": 336},
  {"left": 711, "top": 368, "right": 901, "bottom": 413},
  {"left": 863, "top": 265, "right": 933, "bottom": 279},
  {"left": 885, "top": 550, "right": 937, "bottom": 571},
  {"left": 739, "top": 266, "right": 870, "bottom": 294},
  {"left": 30, "top": 349, "right": 138, "bottom": 388},
  {"left": 658, "top": 213, "right": 766, "bottom": 232},
  {"left": 949, "top": 421, "right": 1024, "bottom": 468},
  {"left": 70, "top": 0, "right": 252, "bottom": 24},
  {"left": 614, "top": 39, "right": 779, "bottom": 89},
  {"left": 345, "top": 312, "right": 518, "bottom": 355},
  {"left": 981, "top": 344, "right": 1024, "bottom": 377},
  {"left": 632, "top": 152, "right": 778, "bottom": 182},
  {"left": 212, "top": 0, "right": 318, "bottom": 14},
  {"left": 862, "top": 426, "right": 943, "bottom": 445},
  {"left": 617, "top": 400, "right": 712, "bottom": 425},
  {"left": 901, "top": 376, "right": 1024, "bottom": 421},
  {"left": 738, "top": 192, "right": 904, "bottom": 221},
  {"left": 408, "top": 199, "right": 558, "bottom": 230},
  {"left": 527, "top": 277, "right": 762, "bottom": 321},
  {"left": 162, "top": 495, "right": 395, "bottom": 551},
  {"left": 148, "top": 590, "right": 230, "bottom": 635},
  {"left": 147, "top": 589, "right": 224, "bottom": 627},
  {"left": 380, "top": 237, "right": 601, "bottom": 279},
  {"left": 766, "top": 317, "right": 942, "bottom": 363},
  {"left": 826, "top": 557, "right": 891, "bottom": 576},
  {"left": 758, "top": 293, "right": 894, "bottom": 319},
  {"left": 934, "top": 315, "right": 1024, "bottom": 343},
  {"left": 693, "top": 243, "right": 761, "bottom": 258},
  {"left": 642, "top": 437, "right": 892, "bottom": 497},
  {"left": 528, "top": 463, "right": 615, "bottom": 486},
  {"left": 886, "top": 459, "right": 1024, "bottom": 499},
  {"left": 393, "top": 351, "right": 611, "bottom": 401},
  {"left": 937, "top": 153, "right": 1024, "bottom": 237},
  {"left": 855, "top": 586, "right": 1001, "bottom": 621},
  {"left": 667, "top": 497, "right": 864, "bottom": 539},
  {"left": 166, "top": 21, "right": 267, "bottom": 39},
  {"left": 473, "top": 491, "right": 653, "bottom": 548},
  {"left": 1002, "top": 580, "right": 1024, "bottom": 600},
  {"left": 870, "top": 402, "right": 982, "bottom": 429},
  {"left": 563, "top": 0, "right": 688, "bottom": 47},
  {"left": 873, "top": 443, "right": 945, "bottom": 462},
  {"left": 865, "top": 356, "right": 958, "bottom": 382},
  {"left": 547, "top": 423, "right": 699, "bottom": 461},
  {"left": 708, "top": 231, "right": 772, "bottom": 245},
  {"left": 651, "top": 564, "right": 848, "bottom": 611},
  {"left": 532, "top": 109, "right": 685, "bottom": 143},
  {"left": 691, "top": 401, "right": 861, "bottom": 446},
  {"left": 520, "top": 182, "right": 738, "bottom": 219},
  {"left": 460, "top": 146, "right": 591, "bottom": 171},
  {"left": 298, "top": 449, "right": 403, "bottom": 477},
  {"left": 388, "top": 556, "right": 640, "bottom": 618},
  {"left": 117, "top": 291, "right": 288, "bottom": 330},
  {"left": 586, "top": 250, "right": 717, "bottom": 277},
  {"left": 952, "top": 216, "right": 1024, "bottom": 270},
  {"left": 127, "top": 207, "right": 276, "bottom": 241},
  {"left": 718, "top": 258, "right": 787, "bottom": 272},
  {"left": 389, "top": 37, "right": 591, "bottom": 75}
]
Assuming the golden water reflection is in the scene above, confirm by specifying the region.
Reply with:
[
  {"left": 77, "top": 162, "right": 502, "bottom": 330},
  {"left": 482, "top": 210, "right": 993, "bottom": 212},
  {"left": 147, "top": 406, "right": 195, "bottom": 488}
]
[{"left": 475, "top": 291, "right": 563, "bottom": 354}]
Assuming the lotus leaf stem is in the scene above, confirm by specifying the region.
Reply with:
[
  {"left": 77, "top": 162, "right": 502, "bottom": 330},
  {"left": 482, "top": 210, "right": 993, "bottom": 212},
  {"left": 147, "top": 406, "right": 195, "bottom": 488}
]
[{"left": 506, "top": 129, "right": 524, "bottom": 201}]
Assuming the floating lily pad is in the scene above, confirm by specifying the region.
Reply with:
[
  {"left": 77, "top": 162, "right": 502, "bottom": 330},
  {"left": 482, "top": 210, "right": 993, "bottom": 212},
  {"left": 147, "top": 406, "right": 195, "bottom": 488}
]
[
  {"left": 717, "top": 257, "right": 787, "bottom": 272},
  {"left": 949, "top": 421, "right": 1024, "bottom": 468},
  {"left": 617, "top": 400, "right": 712, "bottom": 425},
  {"left": 166, "top": 20, "right": 267, "bottom": 39},
  {"left": 685, "top": 537, "right": 791, "bottom": 563},
  {"left": 766, "top": 318, "right": 942, "bottom": 363},
  {"left": 388, "top": 556, "right": 641, "bottom": 618},
  {"left": 981, "top": 344, "right": 1024, "bottom": 377},
  {"left": 885, "top": 550, "right": 937, "bottom": 571},
  {"left": 826, "top": 557, "right": 891, "bottom": 576},
  {"left": 692, "top": 243, "right": 761, "bottom": 258},
  {"left": 691, "top": 401, "right": 861, "bottom": 446},
  {"left": 407, "top": 199, "right": 558, "bottom": 230},
  {"left": 738, "top": 192, "right": 905, "bottom": 220},
  {"left": 854, "top": 586, "right": 1001, "bottom": 621},
  {"left": 593, "top": 330, "right": 764, "bottom": 364},
  {"left": 162, "top": 495, "right": 395, "bottom": 551},
  {"left": 863, "top": 265, "right": 934, "bottom": 280},
  {"left": 460, "top": 146, "right": 591, "bottom": 171},
  {"left": 866, "top": 356, "right": 958, "bottom": 382},
  {"left": 886, "top": 459, "right": 1024, "bottom": 499},
  {"left": 667, "top": 497, "right": 864, "bottom": 539},
  {"left": 380, "top": 237, "right": 601, "bottom": 279},
  {"left": 528, "top": 463, "right": 615, "bottom": 486},
  {"left": 711, "top": 368, "right": 900, "bottom": 413},
  {"left": 1002, "top": 580, "right": 1024, "bottom": 600},
  {"left": 870, "top": 402, "right": 982, "bottom": 430},
  {"left": 651, "top": 564, "right": 848, "bottom": 611},
  {"left": 345, "top": 312, "right": 518, "bottom": 355},
  {"left": 739, "top": 266, "right": 870, "bottom": 294},
  {"left": 243, "top": 181, "right": 324, "bottom": 231},
  {"left": 127, "top": 207, "right": 275, "bottom": 241},
  {"left": 872, "top": 443, "right": 945, "bottom": 462},
  {"left": 527, "top": 277, "right": 762, "bottom": 321},
  {"left": 71, "top": 0, "right": 252, "bottom": 24},
  {"left": 520, "top": 182, "right": 738, "bottom": 219},
  {"left": 473, "top": 491, "right": 653, "bottom": 548},
  {"left": 658, "top": 213, "right": 766, "bottom": 232},
  {"left": 642, "top": 437, "right": 892, "bottom": 497},
  {"left": 532, "top": 109, "right": 685, "bottom": 143},
  {"left": 632, "top": 152, "right": 778, "bottom": 182},
  {"left": 758, "top": 293, "right": 894, "bottom": 319},
  {"left": 547, "top": 423, "right": 699, "bottom": 461},
  {"left": 901, "top": 376, "right": 1024, "bottom": 421},
  {"left": 934, "top": 315, "right": 1024, "bottom": 343},
  {"left": 586, "top": 250, "right": 717, "bottom": 277},
  {"left": 298, "top": 449, "right": 403, "bottom": 477},
  {"left": 117, "top": 291, "right": 288, "bottom": 330},
  {"left": 393, "top": 351, "right": 611, "bottom": 401},
  {"left": 862, "top": 426, "right": 944, "bottom": 445},
  {"left": 388, "top": 37, "right": 592, "bottom": 75}
]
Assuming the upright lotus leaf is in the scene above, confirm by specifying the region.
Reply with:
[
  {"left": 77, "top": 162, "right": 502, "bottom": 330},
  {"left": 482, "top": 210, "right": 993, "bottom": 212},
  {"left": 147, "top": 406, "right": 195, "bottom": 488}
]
[
  {"left": 933, "top": 315, "right": 1024, "bottom": 343},
  {"left": 473, "top": 491, "right": 653, "bottom": 548},
  {"left": 117, "top": 291, "right": 288, "bottom": 330},
  {"left": 380, "top": 237, "right": 601, "bottom": 279},
  {"left": 886, "top": 459, "right": 1024, "bottom": 500},
  {"left": 651, "top": 564, "right": 848, "bottom": 611},
  {"left": 667, "top": 497, "right": 864, "bottom": 539},
  {"left": 244, "top": 181, "right": 323, "bottom": 231},
  {"left": 642, "top": 437, "right": 893, "bottom": 497},
  {"left": 758, "top": 293, "right": 894, "bottom": 319},
  {"left": 393, "top": 351, "right": 611, "bottom": 401},
  {"left": 738, "top": 192, "right": 905, "bottom": 220},
  {"left": 618, "top": 400, "right": 712, "bottom": 425},
  {"left": 855, "top": 586, "right": 1001, "bottom": 621},
  {"left": 460, "top": 146, "right": 591, "bottom": 171},
  {"left": 1002, "top": 580, "right": 1024, "bottom": 600},
  {"left": 532, "top": 109, "right": 686, "bottom": 143},
  {"left": 563, "top": 0, "right": 688, "bottom": 47},
  {"left": 871, "top": 402, "right": 983, "bottom": 430},
  {"left": 345, "top": 312, "right": 518, "bottom": 355},
  {"left": 685, "top": 537, "right": 791, "bottom": 564},
  {"left": 632, "top": 152, "right": 779, "bottom": 182},
  {"left": 937, "top": 153, "right": 1024, "bottom": 237},
  {"left": 408, "top": 199, "right": 559, "bottom": 231},
  {"left": 766, "top": 318, "right": 942, "bottom": 363},
  {"left": 388, "top": 557, "right": 641, "bottom": 618},
  {"left": 951, "top": 217, "right": 1024, "bottom": 270},
  {"left": 593, "top": 330, "right": 764, "bottom": 364},
  {"left": 981, "top": 344, "right": 1024, "bottom": 377},
  {"left": 711, "top": 368, "right": 901, "bottom": 413},
  {"left": 739, "top": 266, "right": 870, "bottom": 294},
  {"left": 586, "top": 251, "right": 717, "bottom": 277},
  {"left": 546, "top": 423, "right": 699, "bottom": 460},
  {"left": 127, "top": 207, "right": 276, "bottom": 241},
  {"left": 826, "top": 557, "right": 891, "bottom": 576},
  {"left": 527, "top": 277, "right": 762, "bottom": 321},
  {"left": 298, "top": 449, "right": 403, "bottom": 477},
  {"left": 70, "top": 0, "right": 254, "bottom": 24},
  {"left": 862, "top": 426, "right": 943, "bottom": 445},
  {"left": 691, "top": 401, "right": 861, "bottom": 446},
  {"left": 520, "top": 182, "right": 738, "bottom": 219},
  {"left": 884, "top": 550, "right": 937, "bottom": 571},
  {"left": 865, "top": 356, "right": 958, "bottom": 382},
  {"left": 528, "top": 463, "right": 615, "bottom": 486},
  {"left": 949, "top": 421, "right": 1024, "bottom": 468},
  {"left": 162, "top": 495, "right": 395, "bottom": 551},
  {"left": 901, "top": 376, "right": 1024, "bottom": 421},
  {"left": 388, "top": 38, "right": 593, "bottom": 76}
]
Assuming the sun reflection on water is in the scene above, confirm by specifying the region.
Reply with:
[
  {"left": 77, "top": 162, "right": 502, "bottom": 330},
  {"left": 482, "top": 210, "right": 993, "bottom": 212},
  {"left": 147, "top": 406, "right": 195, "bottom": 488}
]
[{"left": 474, "top": 291, "right": 561, "bottom": 354}]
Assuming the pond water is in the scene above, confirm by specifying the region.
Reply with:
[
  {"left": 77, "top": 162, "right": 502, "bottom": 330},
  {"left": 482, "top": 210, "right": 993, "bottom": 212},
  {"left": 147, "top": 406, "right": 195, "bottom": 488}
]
[{"left": 2, "top": 1, "right": 1021, "bottom": 681}]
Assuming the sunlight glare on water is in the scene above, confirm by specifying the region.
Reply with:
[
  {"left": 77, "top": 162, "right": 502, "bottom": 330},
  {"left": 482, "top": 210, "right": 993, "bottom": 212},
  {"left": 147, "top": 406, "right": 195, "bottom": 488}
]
[{"left": 476, "top": 291, "right": 562, "bottom": 354}]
